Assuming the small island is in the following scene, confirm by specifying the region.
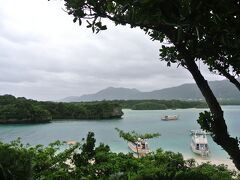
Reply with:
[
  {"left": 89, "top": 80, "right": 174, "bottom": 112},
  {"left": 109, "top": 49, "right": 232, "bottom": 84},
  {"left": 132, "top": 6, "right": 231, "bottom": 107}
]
[
  {"left": 0, "top": 95, "right": 123, "bottom": 124},
  {"left": 0, "top": 95, "right": 213, "bottom": 124},
  {"left": 1, "top": 95, "right": 231, "bottom": 124},
  {"left": 114, "top": 99, "right": 208, "bottom": 110}
]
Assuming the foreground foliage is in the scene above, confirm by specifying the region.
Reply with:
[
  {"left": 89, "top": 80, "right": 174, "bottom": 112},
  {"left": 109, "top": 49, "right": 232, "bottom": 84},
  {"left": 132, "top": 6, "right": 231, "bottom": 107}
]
[{"left": 0, "top": 132, "right": 239, "bottom": 180}]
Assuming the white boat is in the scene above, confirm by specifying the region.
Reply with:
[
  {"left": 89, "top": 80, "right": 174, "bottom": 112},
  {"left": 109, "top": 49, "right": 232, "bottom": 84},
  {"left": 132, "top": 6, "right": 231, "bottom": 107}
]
[
  {"left": 190, "top": 130, "right": 210, "bottom": 157},
  {"left": 128, "top": 138, "right": 150, "bottom": 155},
  {"left": 161, "top": 115, "right": 178, "bottom": 121},
  {"left": 190, "top": 129, "right": 211, "bottom": 135},
  {"left": 67, "top": 140, "right": 77, "bottom": 145}
]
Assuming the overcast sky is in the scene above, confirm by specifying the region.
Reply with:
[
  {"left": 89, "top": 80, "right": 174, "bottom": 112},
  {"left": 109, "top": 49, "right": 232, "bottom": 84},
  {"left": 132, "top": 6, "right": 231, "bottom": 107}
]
[{"left": 0, "top": 0, "right": 225, "bottom": 101}]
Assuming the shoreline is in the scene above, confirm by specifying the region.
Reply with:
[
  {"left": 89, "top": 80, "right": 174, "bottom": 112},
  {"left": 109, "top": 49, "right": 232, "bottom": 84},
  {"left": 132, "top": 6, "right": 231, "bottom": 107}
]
[{"left": 183, "top": 154, "right": 237, "bottom": 171}]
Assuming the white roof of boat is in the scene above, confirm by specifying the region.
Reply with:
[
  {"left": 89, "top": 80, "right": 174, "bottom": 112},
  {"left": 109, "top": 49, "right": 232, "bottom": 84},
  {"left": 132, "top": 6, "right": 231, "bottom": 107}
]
[
  {"left": 190, "top": 130, "right": 207, "bottom": 134},
  {"left": 192, "top": 135, "right": 208, "bottom": 144}
]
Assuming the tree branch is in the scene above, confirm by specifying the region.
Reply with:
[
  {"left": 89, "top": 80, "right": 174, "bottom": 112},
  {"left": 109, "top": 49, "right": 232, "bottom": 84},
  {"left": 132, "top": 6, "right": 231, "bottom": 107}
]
[{"left": 214, "top": 64, "right": 240, "bottom": 91}]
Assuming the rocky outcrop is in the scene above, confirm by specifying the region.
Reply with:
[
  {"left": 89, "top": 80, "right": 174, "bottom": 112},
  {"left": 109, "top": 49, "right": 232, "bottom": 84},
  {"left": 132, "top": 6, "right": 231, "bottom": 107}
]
[{"left": 111, "top": 107, "right": 124, "bottom": 118}]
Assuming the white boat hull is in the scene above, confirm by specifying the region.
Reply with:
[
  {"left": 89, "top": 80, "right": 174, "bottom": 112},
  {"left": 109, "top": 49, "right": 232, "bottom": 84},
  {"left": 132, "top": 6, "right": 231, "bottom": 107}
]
[
  {"left": 190, "top": 130, "right": 210, "bottom": 157},
  {"left": 161, "top": 115, "right": 178, "bottom": 121}
]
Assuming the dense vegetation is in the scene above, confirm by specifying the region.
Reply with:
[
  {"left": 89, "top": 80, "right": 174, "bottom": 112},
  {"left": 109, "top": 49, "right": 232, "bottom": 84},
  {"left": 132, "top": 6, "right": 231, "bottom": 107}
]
[
  {"left": 0, "top": 95, "right": 51, "bottom": 123},
  {"left": 112, "top": 100, "right": 208, "bottom": 110},
  {"left": 0, "top": 95, "right": 123, "bottom": 123},
  {"left": 1, "top": 94, "right": 238, "bottom": 124},
  {"left": 39, "top": 101, "right": 123, "bottom": 119},
  {"left": 0, "top": 94, "right": 234, "bottom": 124},
  {"left": 219, "top": 100, "right": 240, "bottom": 106},
  {"left": 78, "top": 99, "right": 240, "bottom": 110},
  {"left": 0, "top": 132, "right": 238, "bottom": 180}
]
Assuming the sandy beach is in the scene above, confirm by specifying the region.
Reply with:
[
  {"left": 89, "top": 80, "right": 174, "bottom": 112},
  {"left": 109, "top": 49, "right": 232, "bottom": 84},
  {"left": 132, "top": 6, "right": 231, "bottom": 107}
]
[{"left": 183, "top": 155, "right": 238, "bottom": 171}]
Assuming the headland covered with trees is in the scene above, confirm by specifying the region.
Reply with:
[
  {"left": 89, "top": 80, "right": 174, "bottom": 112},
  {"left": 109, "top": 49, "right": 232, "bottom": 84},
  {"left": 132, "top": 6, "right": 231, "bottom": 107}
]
[
  {"left": 0, "top": 95, "right": 211, "bottom": 124},
  {"left": 0, "top": 95, "right": 123, "bottom": 124},
  {"left": 113, "top": 100, "right": 208, "bottom": 110},
  {"left": 2, "top": 94, "right": 240, "bottom": 125}
]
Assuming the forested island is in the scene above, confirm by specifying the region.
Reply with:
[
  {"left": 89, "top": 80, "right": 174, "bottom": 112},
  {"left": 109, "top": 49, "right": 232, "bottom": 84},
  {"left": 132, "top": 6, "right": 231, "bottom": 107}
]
[
  {"left": 102, "top": 99, "right": 238, "bottom": 110},
  {"left": 0, "top": 95, "right": 123, "bottom": 124},
  {"left": 112, "top": 100, "right": 208, "bottom": 110},
  {"left": 0, "top": 95, "right": 237, "bottom": 124}
]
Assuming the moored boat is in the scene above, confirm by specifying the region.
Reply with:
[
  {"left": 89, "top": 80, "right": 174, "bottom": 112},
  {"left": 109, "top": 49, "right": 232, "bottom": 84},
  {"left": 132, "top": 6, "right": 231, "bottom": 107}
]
[
  {"left": 161, "top": 115, "right": 178, "bottom": 121},
  {"left": 128, "top": 138, "right": 150, "bottom": 155},
  {"left": 190, "top": 130, "right": 210, "bottom": 157},
  {"left": 67, "top": 140, "right": 77, "bottom": 145}
]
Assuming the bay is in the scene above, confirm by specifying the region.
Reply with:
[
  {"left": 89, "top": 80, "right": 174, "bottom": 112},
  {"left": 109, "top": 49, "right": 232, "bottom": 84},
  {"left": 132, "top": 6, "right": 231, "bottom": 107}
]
[{"left": 0, "top": 105, "right": 239, "bottom": 162}]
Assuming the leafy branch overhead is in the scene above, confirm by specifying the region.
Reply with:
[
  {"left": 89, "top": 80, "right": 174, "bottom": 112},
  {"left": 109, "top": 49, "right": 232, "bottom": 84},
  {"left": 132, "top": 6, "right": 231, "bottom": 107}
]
[
  {"left": 62, "top": 0, "right": 240, "bottom": 81},
  {"left": 115, "top": 128, "right": 160, "bottom": 143}
]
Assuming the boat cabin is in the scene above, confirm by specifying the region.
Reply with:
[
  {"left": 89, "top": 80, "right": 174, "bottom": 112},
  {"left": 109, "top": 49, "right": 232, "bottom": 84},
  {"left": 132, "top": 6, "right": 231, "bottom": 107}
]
[
  {"left": 128, "top": 138, "right": 150, "bottom": 154},
  {"left": 191, "top": 132, "right": 209, "bottom": 157},
  {"left": 161, "top": 115, "right": 178, "bottom": 121}
]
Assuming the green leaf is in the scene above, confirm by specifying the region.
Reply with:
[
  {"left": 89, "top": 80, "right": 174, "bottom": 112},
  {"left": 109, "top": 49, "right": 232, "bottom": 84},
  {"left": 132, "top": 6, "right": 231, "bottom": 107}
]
[
  {"left": 100, "top": 25, "right": 107, "bottom": 30},
  {"left": 73, "top": 17, "right": 78, "bottom": 23},
  {"left": 79, "top": 18, "right": 82, "bottom": 26},
  {"left": 95, "top": 22, "right": 102, "bottom": 27}
]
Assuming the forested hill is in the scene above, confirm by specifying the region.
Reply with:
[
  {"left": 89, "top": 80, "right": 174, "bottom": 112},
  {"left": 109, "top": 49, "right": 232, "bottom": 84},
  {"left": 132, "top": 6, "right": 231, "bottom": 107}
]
[
  {"left": 0, "top": 95, "right": 123, "bottom": 124},
  {"left": 61, "top": 79, "right": 240, "bottom": 102}
]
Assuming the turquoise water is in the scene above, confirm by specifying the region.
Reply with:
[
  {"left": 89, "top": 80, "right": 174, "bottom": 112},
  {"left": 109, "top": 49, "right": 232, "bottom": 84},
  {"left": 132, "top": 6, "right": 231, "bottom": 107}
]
[{"left": 0, "top": 106, "right": 239, "bottom": 161}]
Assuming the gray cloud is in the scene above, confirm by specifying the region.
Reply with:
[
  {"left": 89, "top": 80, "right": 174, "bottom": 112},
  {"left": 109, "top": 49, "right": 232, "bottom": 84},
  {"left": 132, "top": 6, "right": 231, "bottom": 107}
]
[{"left": 0, "top": 0, "right": 225, "bottom": 101}]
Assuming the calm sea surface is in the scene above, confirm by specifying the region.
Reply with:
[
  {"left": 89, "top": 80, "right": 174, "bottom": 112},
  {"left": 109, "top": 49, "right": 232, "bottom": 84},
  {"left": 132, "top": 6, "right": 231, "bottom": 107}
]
[{"left": 0, "top": 106, "right": 239, "bottom": 161}]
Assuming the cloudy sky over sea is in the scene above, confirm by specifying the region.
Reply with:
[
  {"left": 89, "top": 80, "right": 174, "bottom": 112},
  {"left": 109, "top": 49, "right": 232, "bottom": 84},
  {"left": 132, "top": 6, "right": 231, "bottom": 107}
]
[{"left": 0, "top": 0, "right": 224, "bottom": 100}]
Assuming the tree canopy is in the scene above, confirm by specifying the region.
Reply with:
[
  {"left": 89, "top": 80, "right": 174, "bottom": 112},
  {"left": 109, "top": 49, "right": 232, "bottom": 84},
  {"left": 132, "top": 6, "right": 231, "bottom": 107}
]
[
  {"left": 1, "top": 133, "right": 238, "bottom": 179},
  {"left": 63, "top": 0, "right": 240, "bottom": 85},
  {"left": 0, "top": 95, "right": 123, "bottom": 123},
  {"left": 60, "top": 0, "right": 240, "bottom": 169}
]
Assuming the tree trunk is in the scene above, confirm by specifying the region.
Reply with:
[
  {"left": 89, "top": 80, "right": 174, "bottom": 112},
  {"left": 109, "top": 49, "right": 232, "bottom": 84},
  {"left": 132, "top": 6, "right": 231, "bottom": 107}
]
[
  {"left": 184, "top": 58, "right": 240, "bottom": 170},
  {"left": 154, "top": 24, "right": 240, "bottom": 169},
  {"left": 136, "top": 144, "right": 139, "bottom": 158}
]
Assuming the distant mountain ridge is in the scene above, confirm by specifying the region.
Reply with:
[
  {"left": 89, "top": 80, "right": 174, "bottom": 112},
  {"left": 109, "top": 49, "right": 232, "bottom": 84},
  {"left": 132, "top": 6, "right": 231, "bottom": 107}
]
[{"left": 61, "top": 79, "right": 240, "bottom": 102}]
